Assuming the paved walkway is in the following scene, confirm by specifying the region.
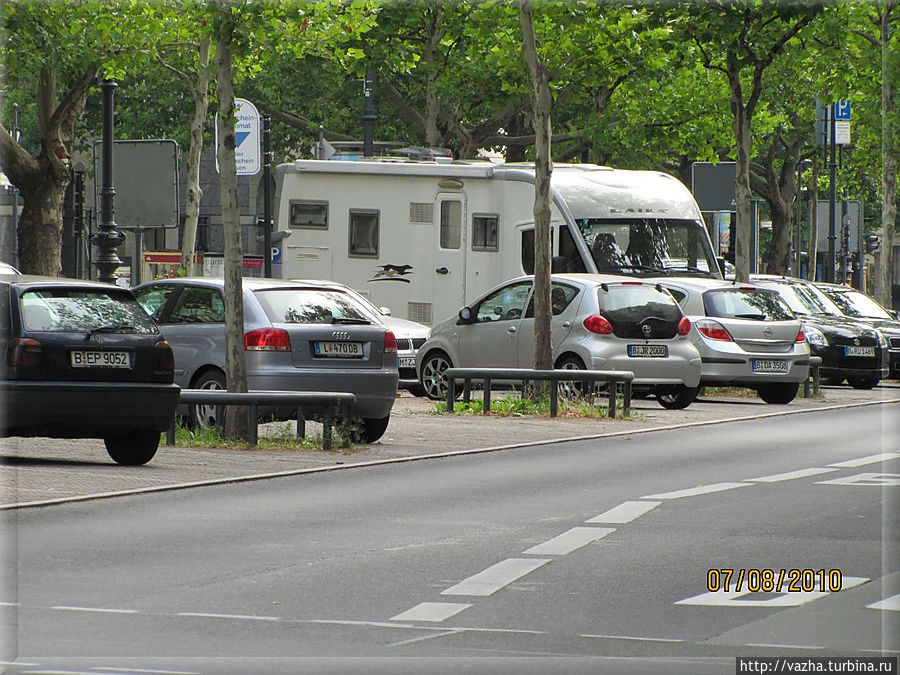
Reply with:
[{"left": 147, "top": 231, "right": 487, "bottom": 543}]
[{"left": 2, "top": 384, "right": 898, "bottom": 508}]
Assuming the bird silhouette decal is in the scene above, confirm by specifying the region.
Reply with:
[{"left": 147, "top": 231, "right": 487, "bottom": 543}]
[{"left": 370, "top": 264, "right": 414, "bottom": 283}]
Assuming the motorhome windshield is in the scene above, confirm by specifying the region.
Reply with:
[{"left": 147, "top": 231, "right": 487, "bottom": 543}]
[{"left": 576, "top": 218, "right": 719, "bottom": 278}]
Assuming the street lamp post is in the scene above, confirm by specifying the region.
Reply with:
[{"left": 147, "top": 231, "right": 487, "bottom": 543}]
[{"left": 91, "top": 79, "right": 125, "bottom": 284}]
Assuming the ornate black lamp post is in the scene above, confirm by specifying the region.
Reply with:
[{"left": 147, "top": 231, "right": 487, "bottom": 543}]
[{"left": 92, "top": 79, "right": 125, "bottom": 284}]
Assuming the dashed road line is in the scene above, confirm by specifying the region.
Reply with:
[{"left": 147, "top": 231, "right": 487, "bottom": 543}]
[
  {"left": 390, "top": 602, "right": 472, "bottom": 622},
  {"left": 50, "top": 606, "right": 138, "bottom": 614},
  {"left": 586, "top": 500, "right": 660, "bottom": 523},
  {"left": 441, "top": 558, "right": 551, "bottom": 597},
  {"left": 522, "top": 527, "right": 615, "bottom": 556},
  {"left": 581, "top": 633, "right": 685, "bottom": 643},
  {"left": 828, "top": 452, "right": 900, "bottom": 468},
  {"left": 867, "top": 593, "right": 900, "bottom": 611},
  {"left": 641, "top": 482, "right": 752, "bottom": 500},
  {"left": 177, "top": 612, "right": 280, "bottom": 621},
  {"left": 747, "top": 468, "right": 838, "bottom": 482}
]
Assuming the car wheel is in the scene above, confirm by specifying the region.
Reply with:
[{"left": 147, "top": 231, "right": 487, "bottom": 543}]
[
  {"left": 656, "top": 385, "right": 699, "bottom": 410},
  {"left": 848, "top": 376, "right": 879, "bottom": 390},
  {"left": 823, "top": 375, "right": 845, "bottom": 386},
  {"left": 420, "top": 350, "right": 453, "bottom": 401},
  {"left": 555, "top": 354, "right": 586, "bottom": 399},
  {"left": 406, "top": 384, "right": 427, "bottom": 397},
  {"left": 190, "top": 369, "right": 226, "bottom": 430},
  {"left": 104, "top": 429, "right": 160, "bottom": 466},
  {"left": 756, "top": 382, "right": 799, "bottom": 404},
  {"left": 361, "top": 415, "right": 391, "bottom": 443}
]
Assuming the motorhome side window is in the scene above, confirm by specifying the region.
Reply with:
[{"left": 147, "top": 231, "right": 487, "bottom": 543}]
[
  {"left": 349, "top": 210, "right": 379, "bottom": 258},
  {"left": 472, "top": 214, "right": 499, "bottom": 251},
  {"left": 440, "top": 200, "right": 462, "bottom": 249},
  {"left": 289, "top": 200, "right": 328, "bottom": 229}
]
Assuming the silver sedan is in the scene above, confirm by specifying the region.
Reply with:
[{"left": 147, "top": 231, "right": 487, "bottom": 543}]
[
  {"left": 416, "top": 273, "right": 702, "bottom": 409},
  {"left": 655, "top": 278, "right": 810, "bottom": 404}
]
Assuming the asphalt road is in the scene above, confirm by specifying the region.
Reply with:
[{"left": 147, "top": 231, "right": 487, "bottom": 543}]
[{"left": 2, "top": 401, "right": 897, "bottom": 675}]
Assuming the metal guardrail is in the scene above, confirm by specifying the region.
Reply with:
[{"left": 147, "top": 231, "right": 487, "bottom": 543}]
[
  {"left": 167, "top": 390, "right": 356, "bottom": 449},
  {"left": 803, "top": 356, "right": 823, "bottom": 397},
  {"left": 444, "top": 367, "right": 634, "bottom": 418}
]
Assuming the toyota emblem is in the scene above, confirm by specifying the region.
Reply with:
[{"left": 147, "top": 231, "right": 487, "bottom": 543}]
[{"left": 641, "top": 324, "right": 652, "bottom": 336}]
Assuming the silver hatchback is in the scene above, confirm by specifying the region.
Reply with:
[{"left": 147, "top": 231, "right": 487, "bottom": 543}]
[
  {"left": 655, "top": 278, "right": 810, "bottom": 403},
  {"left": 133, "top": 278, "right": 399, "bottom": 442},
  {"left": 416, "top": 274, "right": 702, "bottom": 409}
]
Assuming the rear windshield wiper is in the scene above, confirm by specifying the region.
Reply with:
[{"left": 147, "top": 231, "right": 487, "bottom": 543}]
[
  {"left": 733, "top": 313, "right": 765, "bottom": 321},
  {"left": 88, "top": 324, "right": 138, "bottom": 336},
  {"left": 331, "top": 316, "right": 371, "bottom": 325},
  {"left": 664, "top": 265, "right": 716, "bottom": 278}
]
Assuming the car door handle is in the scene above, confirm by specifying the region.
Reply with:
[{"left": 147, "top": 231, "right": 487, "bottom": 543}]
[
  {"left": 508, "top": 326, "right": 517, "bottom": 334},
  {"left": 436, "top": 267, "right": 449, "bottom": 275}
]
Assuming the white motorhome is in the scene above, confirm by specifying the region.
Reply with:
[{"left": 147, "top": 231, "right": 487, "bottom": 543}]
[{"left": 274, "top": 159, "right": 721, "bottom": 325}]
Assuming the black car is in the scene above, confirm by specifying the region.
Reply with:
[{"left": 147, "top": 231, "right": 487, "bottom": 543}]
[
  {"left": 812, "top": 282, "right": 900, "bottom": 380},
  {"left": 1, "top": 275, "right": 180, "bottom": 465},
  {"left": 752, "top": 276, "right": 889, "bottom": 389}
]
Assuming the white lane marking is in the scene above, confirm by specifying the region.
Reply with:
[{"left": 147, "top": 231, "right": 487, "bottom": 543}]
[
  {"left": 93, "top": 669, "right": 200, "bottom": 674},
  {"left": 390, "top": 602, "right": 472, "bottom": 622},
  {"left": 388, "top": 629, "right": 464, "bottom": 647},
  {"left": 586, "top": 500, "right": 660, "bottom": 523},
  {"left": 441, "top": 558, "right": 551, "bottom": 597},
  {"left": 641, "top": 483, "right": 751, "bottom": 500},
  {"left": 522, "top": 527, "right": 615, "bottom": 556},
  {"left": 50, "top": 606, "right": 138, "bottom": 614},
  {"left": 867, "top": 593, "right": 900, "bottom": 611},
  {"left": 177, "top": 612, "right": 279, "bottom": 621},
  {"left": 581, "top": 633, "right": 684, "bottom": 643},
  {"left": 675, "top": 576, "right": 869, "bottom": 608},
  {"left": 745, "top": 643, "right": 824, "bottom": 650},
  {"left": 0, "top": 602, "right": 19, "bottom": 606},
  {"left": 816, "top": 473, "right": 900, "bottom": 487},
  {"left": 747, "top": 468, "right": 837, "bottom": 482},
  {"left": 829, "top": 452, "right": 900, "bottom": 467}
]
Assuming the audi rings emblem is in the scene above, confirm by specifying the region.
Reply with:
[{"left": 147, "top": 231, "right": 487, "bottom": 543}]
[{"left": 332, "top": 331, "right": 352, "bottom": 340}]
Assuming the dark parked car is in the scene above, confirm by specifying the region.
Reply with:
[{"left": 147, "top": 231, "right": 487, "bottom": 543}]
[
  {"left": 1, "top": 275, "right": 179, "bottom": 465},
  {"left": 133, "top": 277, "right": 399, "bottom": 442},
  {"left": 812, "top": 282, "right": 900, "bottom": 380},
  {"left": 752, "top": 276, "right": 888, "bottom": 389}
]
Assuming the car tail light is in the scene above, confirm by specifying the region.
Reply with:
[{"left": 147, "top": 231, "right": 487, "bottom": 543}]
[
  {"left": 245, "top": 328, "right": 291, "bottom": 351},
  {"left": 695, "top": 318, "right": 730, "bottom": 340},
  {"left": 384, "top": 330, "right": 397, "bottom": 353},
  {"left": 154, "top": 339, "right": 175, "bottom": 370},
  {"left": 583, "top": 315, "right": 613, "bottom": 335},
  {"left": 795, "top": 328, "right": 806, "bottom": 342},
  {"left": 8, "top": 337, "right": 42, "bottom": 367},
  {"left": 677, "top": 316, "right": 693, "bottom": 337}
]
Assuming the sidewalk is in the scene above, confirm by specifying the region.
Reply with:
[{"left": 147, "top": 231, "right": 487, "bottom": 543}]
[{"left": 3, "top": 384, "right": 898, "bottom": 508}]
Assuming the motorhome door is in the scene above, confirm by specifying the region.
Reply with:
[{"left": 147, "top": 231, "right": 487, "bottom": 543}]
[{"left": 432, "top": 193, "right": 467, "bottom": 324}]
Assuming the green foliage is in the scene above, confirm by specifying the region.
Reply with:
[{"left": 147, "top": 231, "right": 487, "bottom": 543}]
[{"left": 430, "top": 391, "right": 628, "bottom": 419}]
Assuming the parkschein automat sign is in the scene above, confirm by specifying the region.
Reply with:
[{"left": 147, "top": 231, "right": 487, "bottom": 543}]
[{"left": 215, "top": 98, "right": 260, "bottom": 176}]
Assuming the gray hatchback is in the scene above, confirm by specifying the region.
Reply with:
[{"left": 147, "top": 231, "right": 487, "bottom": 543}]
[{"left": 133, "top": 278, "right": 399, "bottom": 442}]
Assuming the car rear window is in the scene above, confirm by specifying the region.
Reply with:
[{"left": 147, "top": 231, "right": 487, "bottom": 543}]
[
  {"left": 598, "top": 284, "right": 681, "bottom": 323},
  {"left": 20, "top": 289, "right": 159, "bottom": 333},
  {"left": 703, "top": 289, "right": 794, "bottom": 321},
  {"left": 255, "top": 288, "right": 371, "bottom": 324}
]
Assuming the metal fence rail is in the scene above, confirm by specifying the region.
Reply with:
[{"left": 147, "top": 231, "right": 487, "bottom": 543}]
[
  {"left": 168, "top": 390, "right": 356, "bottom": 449},
  {"left": 444, "top": 367, "right": 634, "bottom": 418}
]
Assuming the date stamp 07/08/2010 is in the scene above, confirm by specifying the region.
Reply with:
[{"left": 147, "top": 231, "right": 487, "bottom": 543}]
[{"left": 707, "top": 568, "right": 843, "bottom": 593}]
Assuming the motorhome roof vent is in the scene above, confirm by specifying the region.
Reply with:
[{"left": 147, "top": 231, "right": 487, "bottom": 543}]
[{"left": 409, "top": 203, "right": 434, "bottom": 224}]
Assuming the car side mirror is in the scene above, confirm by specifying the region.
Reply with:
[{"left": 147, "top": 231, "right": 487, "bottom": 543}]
[
  {"left": 716, "top": 256, "right": 727, "bottom": 278},
  {"left": 458, "top": 306, "right": 473, "bottom": 324},
  {"left": 379, "top": 306, "right": 392, "bottom": 316}
]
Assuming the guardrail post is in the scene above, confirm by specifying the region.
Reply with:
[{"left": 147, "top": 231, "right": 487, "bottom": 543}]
[
  {"left": 249, "top": 403, "right": 258, "bottom": 447},
  {"left": 447, "top": 378, "right": 456, "bottom": 413},
  {"left": 322, "top": 408, "right": 333, "bottom": 449},
  {"left": 462, "top": 378, "right": 472, "bottom": 404},
  {"left": 296, "top": 408, "right": 305, "bottom": 438},
  {"left": 607, "top": 378, "right": 616, "bottom": 418},
  {"left": 549, "top": 380, "right": 558, "bottom": 417},
  {"left": 483, "top": 377, "right": 492, "bottom": 414},
  {"left": 804, "top": 357, "right": 822, "bottom": 397},
  {"left": 623, "top": 380, "right": 632, "bottom": 416},
  {"left": 166, "top": 420, "right": 176, "bottom": 446}
]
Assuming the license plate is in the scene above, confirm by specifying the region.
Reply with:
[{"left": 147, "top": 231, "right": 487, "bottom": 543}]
[
  {"left": 399, "top": 356, "right": 416, "bottom": 369},
  {"left": 70, "top": 350, "right": 131, "bottom": 368},
  {"left": 752, "top": 359, "right": 789, "bottom": 373},
  {"left": 314, "top": 341, "right": 363, "bottom": 358},
  {"left": 844, "top": 346, "right": 875, "bottom": 357},
  {"left": 628, "top": 344, "right": 667, "bottom": 358}
]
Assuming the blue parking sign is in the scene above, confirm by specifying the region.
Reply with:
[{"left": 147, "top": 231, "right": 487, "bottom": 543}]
[{"left": 834, "top": 100, "right": 851, "bottom": 120}]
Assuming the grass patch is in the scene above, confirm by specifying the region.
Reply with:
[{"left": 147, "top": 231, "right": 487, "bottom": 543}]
[
  {"left": 163, "top": 417, "right": 364, "bottom": 451},
  {"left": 430, "top": 391, "right": 631, "bottom": 419}
]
